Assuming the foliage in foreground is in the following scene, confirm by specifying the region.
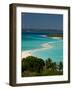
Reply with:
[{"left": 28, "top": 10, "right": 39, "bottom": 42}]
[{"left": 22, "top": 56, "right": 63, "bottom": 77}]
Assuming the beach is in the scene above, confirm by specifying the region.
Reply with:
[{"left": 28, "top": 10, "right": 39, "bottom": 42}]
[
  {"left": 50, "top": 37, "right": 63, "bottom": 39},
  {"left": 21, "top": 33, "right": 63, "bottom": 62},
  {"left": 21, "top": 43, "right": 52, "bottom": 59},
  {"left": 21, "top": 51, "right": 32, "bottom": 59}
]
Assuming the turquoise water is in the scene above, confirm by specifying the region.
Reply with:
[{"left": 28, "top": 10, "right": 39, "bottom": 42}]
[{"left": 22, "top": 33, "right": 63, "bottom": 63}]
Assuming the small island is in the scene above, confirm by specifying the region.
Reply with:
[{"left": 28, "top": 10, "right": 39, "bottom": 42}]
[{"left": 48, "top": 34, "right": 63, "bottom": 39}]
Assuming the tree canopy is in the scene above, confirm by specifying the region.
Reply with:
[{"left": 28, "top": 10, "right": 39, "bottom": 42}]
[
  {"left": 22, "top": 56, "right": 45, "bottom": 73},
  {"left": 22, "top": 56, "right": 63, "bottom": 77}
]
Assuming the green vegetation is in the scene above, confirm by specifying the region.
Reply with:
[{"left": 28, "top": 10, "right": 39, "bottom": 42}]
[
  {"left": 22, "top": 56, "right": 63, "bottom": 77},
  {"left": 48, "top": 34, "right": 63, "bottom": 38}
]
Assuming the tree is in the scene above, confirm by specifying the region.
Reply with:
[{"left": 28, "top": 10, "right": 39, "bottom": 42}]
[
  {"left": 22, "top": 58, "right": 27, "bottom": 72},
  {"left": 22, "top": 56, "right": 45, "bottom": 73},
  {"left": 36, "top": 58, "right": 45, "bottom": 73},
  {"left": 58, "top": 61, "right": 63, "bottom": 72},
  {"left": 51, "top": 62, "right": 57, "bottom": 71},
  {"left": 46, "top": 58, "right": 52, "bottom": 69}
]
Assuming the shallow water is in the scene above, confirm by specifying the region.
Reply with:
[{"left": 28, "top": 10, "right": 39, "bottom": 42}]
[{"left": 22, "top": 33, "right": 63, "bottom": 63}]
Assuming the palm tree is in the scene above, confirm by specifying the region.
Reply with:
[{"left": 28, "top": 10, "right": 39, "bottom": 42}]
[
  {"left": 46, "top": 58, "right": 52, "bottom": 70},
  {"left": 51, "top": 62, "right": 57, "bottom": 71},
  {"left": 58, "top": 61, "right": 63, "bottom": 72}
]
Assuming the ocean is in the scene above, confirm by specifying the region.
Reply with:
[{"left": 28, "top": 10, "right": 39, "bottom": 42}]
[{"left": 22, "top": 32, "right": 63, "bottom": 63}]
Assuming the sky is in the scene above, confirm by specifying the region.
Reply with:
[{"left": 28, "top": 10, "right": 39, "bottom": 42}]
[{"left": 22, "top": 13, "right": 63, "bottom": 31}]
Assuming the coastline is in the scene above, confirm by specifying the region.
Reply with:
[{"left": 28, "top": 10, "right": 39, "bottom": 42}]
[
  {"left": 49, "top": 37, "right": 63, "bottom": 39},
  {"left": 21, "top": 43, "right": 52, "bottom": 59},
  {"left": 48, "top": 35, "right": 63, "bottom": 39}
]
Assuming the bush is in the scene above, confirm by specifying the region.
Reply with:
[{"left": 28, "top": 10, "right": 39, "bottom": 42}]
[
  {"left": 22, "top": 56, "right": 63, "bottom": 77},
  {"left": 22, "top": 56, "right": 45, "bottom": 73}
]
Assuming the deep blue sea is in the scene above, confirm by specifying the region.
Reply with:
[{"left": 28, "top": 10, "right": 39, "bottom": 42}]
[{"left": 22, "top": 32, "right": 63, "bottom": 63}]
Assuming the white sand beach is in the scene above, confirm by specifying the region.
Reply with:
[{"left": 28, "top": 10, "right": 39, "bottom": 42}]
[
  {"left": 21, "top": 43, "right": 52, "bottom": 59},
  {"left": 41, "top": 43, "right": 52, "bottom": 48},
  {"left": 40, "top": 35, "right": 47, "bottom": 38},
  {"left": 50, "top": 37, "right": 62, "bottom": 39},
  {"left": 21, "top": 51, "right": 32, "bottom": 59}
]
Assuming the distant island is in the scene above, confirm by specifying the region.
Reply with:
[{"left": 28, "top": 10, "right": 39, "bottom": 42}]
[
  {"left": 22, "top": 28, "right": 63, "bottom": 38},
  {"left": 48, "top": 34, "right": 63, "bottom": 39}
]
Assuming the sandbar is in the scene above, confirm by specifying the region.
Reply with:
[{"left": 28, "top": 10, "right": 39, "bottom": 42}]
[{"left": 21, "top": 43, "right": 52, "bottom": 59}]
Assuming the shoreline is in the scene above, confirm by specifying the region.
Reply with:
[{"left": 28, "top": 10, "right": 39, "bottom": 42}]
[
  {"left": 21, "top": 43, "right": 52, "bottom": 59},
  {"left": 41, "top": 35, "right": 63, "bottom": 39},
  {"left": 49, "top": 37, "right": 62, "bottom": 39}
]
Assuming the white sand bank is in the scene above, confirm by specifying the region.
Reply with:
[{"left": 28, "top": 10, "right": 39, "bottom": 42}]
[{"left": 21, "top": 43, "right": 52, "bottom": 59}]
